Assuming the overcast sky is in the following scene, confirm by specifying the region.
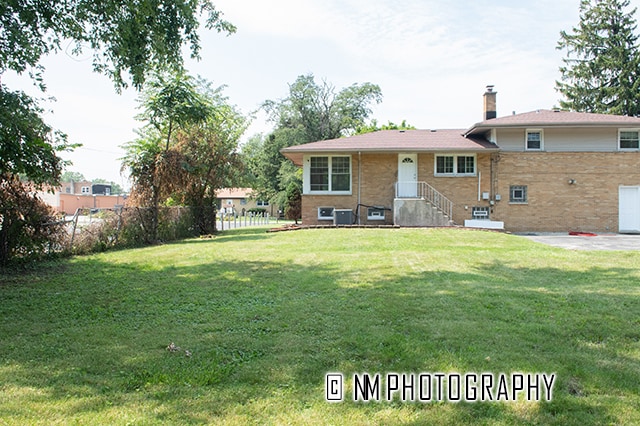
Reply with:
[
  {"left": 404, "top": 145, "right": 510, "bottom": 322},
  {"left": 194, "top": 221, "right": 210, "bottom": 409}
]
[{"left": 5, "top": 0, "right": 639, "bottom": 186}]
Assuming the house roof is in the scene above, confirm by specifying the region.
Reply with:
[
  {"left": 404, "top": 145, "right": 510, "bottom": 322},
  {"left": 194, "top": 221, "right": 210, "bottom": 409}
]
[
  {"left": 216, "top": 188, "right": 253, "bottom": 199},
  {"left": 281, "top": 129, "right": 498, "bottom": 165},
  {"left": 466, "top": 109, "right": 640, "bottom": 136}
]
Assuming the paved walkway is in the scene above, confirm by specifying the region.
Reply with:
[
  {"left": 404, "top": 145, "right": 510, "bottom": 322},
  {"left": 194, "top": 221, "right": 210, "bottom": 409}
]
[{"left": 518, "top": 233, "right": 640, "bottom": 251}]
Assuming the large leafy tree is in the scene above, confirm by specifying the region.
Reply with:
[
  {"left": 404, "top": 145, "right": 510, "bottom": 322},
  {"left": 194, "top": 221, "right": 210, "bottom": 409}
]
[
  {"left": 556, "top": 0, "right": 640, "bottom": 115},
  {"left": 174, "top": 100, "right": 247, "bottom": 233},
  {"left": 0, "top": 85, "right": 74, "bottom": 185},
  {"left": 123, "top": 75, "right": 246, "bottom": 238},
  {"left": 137, "top": 71, "right": 214, "bottom": 150},
  {"left": 1, "top": 0, "right": 235, "bottom": 92},
  {"left": 355, "top": 119, "right": 416, "bottom": 135},
  {"left": 1, "top": 1, "right": 234, "bottom": 262},
  {"left": 1, "top": 0, "right": 234, "bottom": 186},
  {"left": 263, "top": 74, "right": 383, "bottom": 142},
  {"left": 247, "top": 74, "right": 382, "bottom": 210}
]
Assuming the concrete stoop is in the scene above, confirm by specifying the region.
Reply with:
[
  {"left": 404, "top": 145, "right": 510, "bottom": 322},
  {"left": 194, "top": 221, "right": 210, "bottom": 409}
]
[{"left": 393, "top": 198, "right": 453, "bottom": 227}]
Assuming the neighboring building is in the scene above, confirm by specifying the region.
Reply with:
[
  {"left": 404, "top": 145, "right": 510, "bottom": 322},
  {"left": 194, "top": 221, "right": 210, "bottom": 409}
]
[
  {"left": 39, "top": 180, "right": 126, "bottom": 215},
  {"left": 281, "top": 87, "right": 640, "bottom": 233},
  {"left": 216, "top": 188, "right": 274, "bottom": 216}
]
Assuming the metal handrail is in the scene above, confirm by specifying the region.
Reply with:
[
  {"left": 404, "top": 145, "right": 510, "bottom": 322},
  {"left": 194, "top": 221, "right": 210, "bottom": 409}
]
[{"left": 395, "top": 181, "right": 453, "bottom": 219}]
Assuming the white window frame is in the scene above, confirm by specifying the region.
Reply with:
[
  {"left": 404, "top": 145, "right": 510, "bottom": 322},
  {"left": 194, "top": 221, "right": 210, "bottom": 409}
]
[
  {"left": 509, "top": 185, "right": 528, "bottom": 204},
  {"left": 525, "top": 129, "right": 544, "bottom": 151},
  {"left": 318, "top": 207, "right": 335, "bottom": 220},
  {"left": 618, "top": 129, "right": 640, "bottom": 151},
  {"left": 81, "top": 186, "right": 90, "bottom": 194},
  {"left": 434, "top": 154, "right": 477, "bottom": 177},
  {"left": 256, "top": 200, "right": 269, "bottom": 207},
  {"left": 367, "top": 207, "right": 386, "bottom": 221},
  {"left": 303, "top": 155, "right": 352, "bottom": 195}
]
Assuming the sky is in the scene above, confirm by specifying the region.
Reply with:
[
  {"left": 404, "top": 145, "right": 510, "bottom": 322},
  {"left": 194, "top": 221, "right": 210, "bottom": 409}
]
[{"left": 5, "top": 0, "right": 639, "bottom": 187}]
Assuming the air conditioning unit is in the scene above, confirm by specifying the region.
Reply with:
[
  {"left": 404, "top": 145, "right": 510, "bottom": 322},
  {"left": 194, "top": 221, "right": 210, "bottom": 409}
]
[{"left": 333, "top": 209, "right": 353, "bottom": 225}]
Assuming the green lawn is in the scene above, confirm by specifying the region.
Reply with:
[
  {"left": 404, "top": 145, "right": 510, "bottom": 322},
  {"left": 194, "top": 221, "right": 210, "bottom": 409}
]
[{"left": 1, "top": 228, "right": 639, "bottom": 425}]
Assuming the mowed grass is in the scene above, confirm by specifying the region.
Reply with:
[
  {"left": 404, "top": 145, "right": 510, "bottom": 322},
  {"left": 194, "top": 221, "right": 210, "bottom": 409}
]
[{"left": 1, "top": 228, "right": 639, "bottom": 425}]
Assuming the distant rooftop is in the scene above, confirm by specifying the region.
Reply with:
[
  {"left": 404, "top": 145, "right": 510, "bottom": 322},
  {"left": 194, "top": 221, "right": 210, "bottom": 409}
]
[{"left": 216, "top": 188, "right": 253, "bottom": 199}]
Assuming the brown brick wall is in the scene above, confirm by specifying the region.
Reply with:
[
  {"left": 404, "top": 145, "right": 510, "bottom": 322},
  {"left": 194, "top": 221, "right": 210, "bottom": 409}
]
[
  {"left": 299, "top": 150, "right": 640, "bottom": 231},
  {"left": 492, "top": 152, "right": 640, "bottom": 232},
  {"left": 301, "top": 153, "right": 398, "bottom": 225},
  {"left": 300, "top": 153, "right": 495, "bottom": 226},
  {"left": 420, "top": 153, "right": 494, "bottom": 224}
]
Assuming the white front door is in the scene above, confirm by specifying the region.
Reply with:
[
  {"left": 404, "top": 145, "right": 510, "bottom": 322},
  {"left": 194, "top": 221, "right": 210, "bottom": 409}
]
[
  {"left": 619, "top": 186, "right": 640, "bottom": 233},
  {"left": 397, "top": 154, "right": 418, "bottom": 197}
]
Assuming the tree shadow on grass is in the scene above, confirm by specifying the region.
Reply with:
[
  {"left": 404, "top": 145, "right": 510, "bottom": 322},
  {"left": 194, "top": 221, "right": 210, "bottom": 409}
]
[{"left": 0, "top": 254, "right": 639, "bottom": 424}]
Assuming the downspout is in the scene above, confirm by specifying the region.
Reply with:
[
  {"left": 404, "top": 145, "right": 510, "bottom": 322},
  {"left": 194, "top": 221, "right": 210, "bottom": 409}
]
[
  {"left": 358, "top": 151, "right": 362, "bottom": 224},
  {"left": 478, "top": 171, "right": 482, "bottom": 201}
]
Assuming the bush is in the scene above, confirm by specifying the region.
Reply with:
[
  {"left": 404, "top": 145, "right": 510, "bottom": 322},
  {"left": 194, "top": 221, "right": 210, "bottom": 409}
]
[{"left": 0, "top": 176, "right": 67, "bottom": 266}]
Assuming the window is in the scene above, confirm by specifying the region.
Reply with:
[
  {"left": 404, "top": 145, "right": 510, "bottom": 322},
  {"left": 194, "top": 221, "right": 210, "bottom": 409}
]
[
  {"left": 526, "top": 130, "right": 543, "bottom": 150},
  {"left": 310, "top": 157, "right": 329, "bottom": 191},
  {"left": 435, "top": 155, "right": 476, "bottom": 176},
  {"left": 257, "top": 200, "right": 269, "bottom": 207},
  {"left": 619, "top": 130, "right": 639, "bottom": 150},
  {"left": 472, "top": 206, "right": 490, "bottom": 220},
  {"left": 331, "top": 157, "right": 350, "bottom": 191},
  {"left": 457, "top": 156, "right": 475, "bottom": 174},
  {"left": 367, "top": 207, "right": 386, "bottom": 221},
  {"left": 81, "top": 186, "right": 90, "bottom": 194},
  {"left": 509, "top": 185, "right": 528, "bottom": 203},
  {"left": 318, "top": 207, "right": 334, "bottom": 220},
  {"left": 436, "top": 156, "right": 454, "bottom": 174},
  {"left": 306, "top": 156, "right": 351, "bottom": 193}
]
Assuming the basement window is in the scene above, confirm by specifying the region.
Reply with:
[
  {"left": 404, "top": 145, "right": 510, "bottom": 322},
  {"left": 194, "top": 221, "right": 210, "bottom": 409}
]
[
  {"left": 367, "top": 207, "right": 386, "bottom": 221},
  {"left": 509, "top": 185, "right": 528, "bottom": 204},
  {"left": 471, "top": 206, "right": 490, "bottom": 220},
  {"left": 318, "top": 207, "right": 334, "bottom": 220}
]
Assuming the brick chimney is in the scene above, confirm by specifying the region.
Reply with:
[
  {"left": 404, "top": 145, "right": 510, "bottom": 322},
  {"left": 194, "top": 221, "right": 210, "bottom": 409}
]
[{"left": 483, "top": 85, "right": 496, "bottom": 120}]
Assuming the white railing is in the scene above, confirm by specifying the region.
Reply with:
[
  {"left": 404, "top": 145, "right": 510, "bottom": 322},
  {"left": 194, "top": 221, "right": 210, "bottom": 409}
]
[{"left": 395, "top": 181, "right": 453, "bottom": 219}]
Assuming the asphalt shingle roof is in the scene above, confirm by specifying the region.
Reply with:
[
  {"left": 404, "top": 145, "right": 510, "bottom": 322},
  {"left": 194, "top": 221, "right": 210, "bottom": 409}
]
[
  {"left": 466, "top": 109, "right": 640, "bottom": 135},
  {"left": 281, "top": 129, "right": 497, "bottom": 164}
]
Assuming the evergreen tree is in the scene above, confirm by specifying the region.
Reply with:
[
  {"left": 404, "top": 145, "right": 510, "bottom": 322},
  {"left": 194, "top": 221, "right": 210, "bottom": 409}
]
[{"left": 556, "top": 0, "right": 640, "bottom": 116}]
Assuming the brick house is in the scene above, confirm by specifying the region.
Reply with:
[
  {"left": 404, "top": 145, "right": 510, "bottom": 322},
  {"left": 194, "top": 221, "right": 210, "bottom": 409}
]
[
  {"left": 216, "top": 188, "right": 274, "bottom": 216},
  {"left": 281, "top": 87, "right": 640, "bottom": 233},
  {"left": 39, "top": 180, "right": 126, "bottom": 215}
]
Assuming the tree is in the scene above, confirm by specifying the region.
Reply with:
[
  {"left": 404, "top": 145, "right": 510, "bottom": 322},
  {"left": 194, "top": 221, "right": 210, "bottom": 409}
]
[
  {"left": 248, "top": 74, "right": 382, "bottom": 210},
  {"left": 355, "top": 119, "right": 416, "bottom": 135},
  {"left": 1, "top": 0, "right": 235, "bottom": 91},
  {"left": 556, "top": 0, "right": 640, "bottom": 115},
  {"left": 173, "top": 99, "right": 247, "bottom": 233},
  {"left": 263, "top": 74, "right": 382, "bottom": 141},
  {"left": 123, "top": 75, "right": 246, "bottom": 238},
  {"left": 1, "top": 1, "right": 234, "bottom": 262},
  {"left": 137, "top": 71, "right": 214, "bottom": 150},
  {"left": 0, "top": 176, "right": 66, "bottom": 266},
  {"left": 0, "top": 85, "right": 74, "bottom": 186},
  {"left": 61, "top": 171, "right": 87, "bottom": 182},
  {"left": 284, "top": 181, "right": 302, "bottom": 224},
  {"left": 124, "top": 72, "right": 217, "bottom": 241}
]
